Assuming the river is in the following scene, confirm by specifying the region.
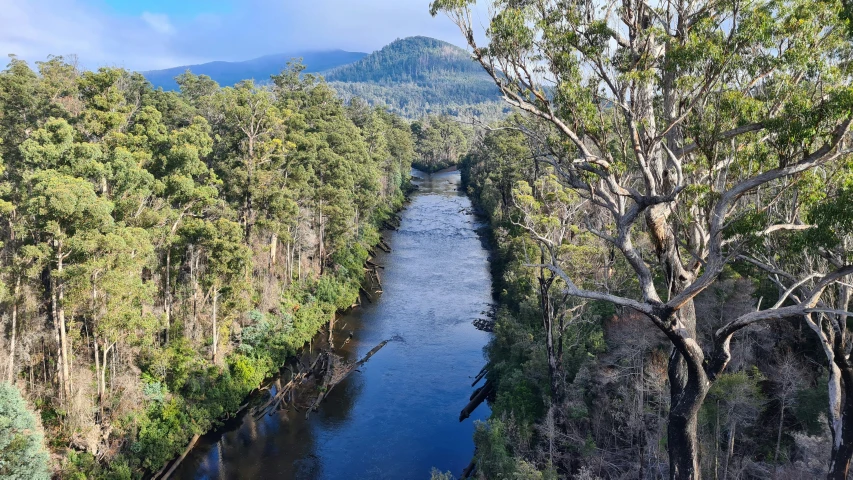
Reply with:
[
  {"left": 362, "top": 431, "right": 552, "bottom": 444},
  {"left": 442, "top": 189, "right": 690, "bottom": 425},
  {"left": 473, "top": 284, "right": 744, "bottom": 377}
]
[{"left": 175, "top": 169, "right": 493, "bottom": 479}]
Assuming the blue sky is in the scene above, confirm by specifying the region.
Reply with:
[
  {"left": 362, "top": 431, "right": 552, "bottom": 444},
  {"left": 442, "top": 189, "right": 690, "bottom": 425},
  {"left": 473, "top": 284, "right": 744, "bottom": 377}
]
[{"left": 0, "top": 0, "right": 489, "bottom": 70}]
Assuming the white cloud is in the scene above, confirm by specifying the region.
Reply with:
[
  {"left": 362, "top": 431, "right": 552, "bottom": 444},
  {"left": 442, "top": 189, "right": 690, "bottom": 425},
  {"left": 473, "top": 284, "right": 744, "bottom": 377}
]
[
  {"left": 141, "top": 12, "right": 176, "bottom": 36},
  {"left": 0, "top": 0, "right": 490, "bottom": 71}
]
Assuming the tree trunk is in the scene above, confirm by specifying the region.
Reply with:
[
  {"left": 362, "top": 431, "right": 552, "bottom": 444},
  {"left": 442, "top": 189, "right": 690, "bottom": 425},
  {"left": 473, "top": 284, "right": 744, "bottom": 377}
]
[
  {"left": 165, "top": 247, "right": 172, "bottom": 343},
  {"left": 774, "top": 401, "right": 786, "bottom": 477},
  {"left": 828, "top": 356, "right": 853, "bottom": 479},
  {"left": 538, "top": 266, "right": 562, "bottom": 409},
  {"left": 191, "top": 248, "right": 199, "bottom": 333},
  {"left": 724, "top": 422, "right": 736, "bottom": 480},
  {"left": 160, "top": 434, "right": 201, "bottom": 480},
  {"left": 56, "top": 251, "right": 71, "bottom": 400},
  {"left": 270, "top": 233, "right": 278, "bottom": 267},
  {"left": 460, "top": 379, "right": 494, "bottom": 421},
  {"left": 6, "top": 277, "right": 19, "bottom": 383},
  {"left": 667, "top": 333, "right": 707, "bottom": 480},
  {"left": 713, "top": 401, "right": 720, "bottom": 480},
  {"left": 244, "top": 153, "right": 254, "bottom": 243},
  {"left": 317, "top": 209, "right": 326, "bottom": 275},
  {"left": 101, "top": 343, "right": 112, "bottom": 411},
  {"left": 212, "top": 288, "right": 219, "bottom": 362},
  {"left": 668, "top": 403, "right": 703, "bottom": 479},
  {"left": 646, "top": 202, "right": 706, "bottom": 479},
  {"left": 94, "top": 338, "right": 101, "bottom": 418}
]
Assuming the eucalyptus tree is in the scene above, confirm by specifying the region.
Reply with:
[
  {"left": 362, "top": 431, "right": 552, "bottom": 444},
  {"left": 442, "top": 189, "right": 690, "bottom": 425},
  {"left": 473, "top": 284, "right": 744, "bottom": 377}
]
[
  {"left": 177, "top": 218, "right": 250, "bottom": 362},
  {"left": 376, "top": 108, "right": 416, "bottom": 196},
  {"left": 24, "top": 171, "right": 113, "bottom": 401},
  {"left": 142, "top": 113, "right": 219, "bottom": 338},
  {"left": 67, "top": 227, "right": 155, "bottom": 415},
  {"left": 432, "top": 0, "right": 853, "bottom": 477},
  {"left": 0, "top": 58, "right": 50, "bottom": 165},
  {"left": 276, "top": 78, "right": 377, "bottom": 272},
  {"left": 216, "top": 80, "right": 291, "bottom": 244}
]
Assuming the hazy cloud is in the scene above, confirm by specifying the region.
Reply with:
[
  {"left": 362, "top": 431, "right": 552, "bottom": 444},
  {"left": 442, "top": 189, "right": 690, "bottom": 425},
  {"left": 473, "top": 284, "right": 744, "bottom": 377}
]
[
  {"left": 141, "top": 12, "right": 176, "bottom": 36},
  {"left": 0, "top": 0, "right": 490, "bottom": 71}
]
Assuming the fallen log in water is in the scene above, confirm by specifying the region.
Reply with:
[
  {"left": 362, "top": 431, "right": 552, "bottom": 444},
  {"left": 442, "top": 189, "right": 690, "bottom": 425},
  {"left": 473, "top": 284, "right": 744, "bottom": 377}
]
[
  {"left": 469, "top": 384, "right": 486, "bottom": 401},
  {"left": 337, "top": 332, "right": 354, "bottom": 351},
  {"left": 254, "top": 352, "right": 325, "bottom": 418},
  {"left": 158, "top": 433, "right": 200, "bottom": 479},
  {"left": 461, "top": 458, "right": 477, "bottom": 479},
  {"left": 366, "top": 260, "right": 385, "bottom": 269},
  {"left": 306, "top": 352, "right": 333, "bottom": 418},
  {"left": 377, "top": 237, "right": 392, "bottom": 253},
  {"left": 472, "top": 317, "right": 495, "bottom": 332},
  {"left": 459, "top": 379, "right": 493, "bottom": 422},
  {"left": 372, "top": 269, "right": 382, "bottom": 291},
  {"left": 310, "top": 339, "right": 391, "bottom": 413},
  {"left": 471, "top": 364, "right": 489, "bottom": 387}
]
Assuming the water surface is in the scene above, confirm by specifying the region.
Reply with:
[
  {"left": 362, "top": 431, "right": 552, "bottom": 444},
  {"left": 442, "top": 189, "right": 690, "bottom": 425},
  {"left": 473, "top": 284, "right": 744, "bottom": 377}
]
[{"left": 176, "top": 169, "right": 493, "bottom": 479}]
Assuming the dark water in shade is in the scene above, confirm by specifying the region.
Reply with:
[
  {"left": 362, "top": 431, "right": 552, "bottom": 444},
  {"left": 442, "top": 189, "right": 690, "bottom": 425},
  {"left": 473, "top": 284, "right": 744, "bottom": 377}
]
[{"left": 175, "top": 170, "right": 493, "bottom": 480}]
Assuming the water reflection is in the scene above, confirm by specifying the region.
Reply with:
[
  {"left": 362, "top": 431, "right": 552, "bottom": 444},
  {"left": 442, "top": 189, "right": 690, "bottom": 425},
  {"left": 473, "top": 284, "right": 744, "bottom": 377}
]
[{"left": 176, "top": 169, "right": 492, "bottom": 479}]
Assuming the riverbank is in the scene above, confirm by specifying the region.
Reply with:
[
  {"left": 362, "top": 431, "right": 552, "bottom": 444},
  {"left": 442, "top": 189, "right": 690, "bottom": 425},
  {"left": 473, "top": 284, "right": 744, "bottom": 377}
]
[
  {"left": 143, "top": 180, "right": 418, "bottom": 480},
  {"left": 173, "top": 169, "right": 493, "bottom": 479}
]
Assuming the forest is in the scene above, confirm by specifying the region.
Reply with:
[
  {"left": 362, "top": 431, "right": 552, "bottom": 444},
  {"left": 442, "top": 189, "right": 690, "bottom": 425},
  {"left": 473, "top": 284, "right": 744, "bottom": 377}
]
[
  {"left": 5, "top": 0, "right": 853, "bottom": 477},
  {"left": 0, "top": 57, "right": 417, "bottom": 478},
  {"left": 427, "top": 0, "right": 853, "bottom": 478}
]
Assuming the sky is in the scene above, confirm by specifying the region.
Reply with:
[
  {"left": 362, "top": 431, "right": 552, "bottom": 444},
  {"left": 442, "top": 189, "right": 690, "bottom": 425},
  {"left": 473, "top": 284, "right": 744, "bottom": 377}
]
[{"left": 0, "top": 0, "right": 489, "bottom": 71}]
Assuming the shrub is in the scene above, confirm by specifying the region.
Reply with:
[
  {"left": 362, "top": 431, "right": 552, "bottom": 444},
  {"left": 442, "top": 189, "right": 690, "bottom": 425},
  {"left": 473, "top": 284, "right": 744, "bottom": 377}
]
[{"left": 0, "top": 382, "right": 51, "bottom": 479}]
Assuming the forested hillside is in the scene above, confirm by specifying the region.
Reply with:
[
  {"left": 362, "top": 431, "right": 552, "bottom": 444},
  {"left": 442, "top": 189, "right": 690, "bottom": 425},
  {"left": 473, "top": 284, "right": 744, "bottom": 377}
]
[
  {"left": 430, "top": 0, "right": 853, "bottom": 478},
  {"left": 0, "top": 57, "right": 414, "bottom": 478},
  {"left": 326, "top": 37, "right": 509, "bottom": 119}
]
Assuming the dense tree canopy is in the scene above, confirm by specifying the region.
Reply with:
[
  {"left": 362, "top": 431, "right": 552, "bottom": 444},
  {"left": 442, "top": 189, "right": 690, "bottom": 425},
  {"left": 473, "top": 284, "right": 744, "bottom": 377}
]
[{"left": 0, "top": 56, "right": 415, "bottom": 478}]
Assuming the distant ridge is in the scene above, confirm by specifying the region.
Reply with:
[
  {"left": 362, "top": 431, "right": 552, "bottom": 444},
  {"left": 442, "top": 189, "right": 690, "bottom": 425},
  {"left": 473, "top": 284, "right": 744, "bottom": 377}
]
[
  {"left": 142, "top": 37, "right": 507, "bottom": 120},
  {"left": 143, "top": 50, "right": 368, "bottom": 90}
]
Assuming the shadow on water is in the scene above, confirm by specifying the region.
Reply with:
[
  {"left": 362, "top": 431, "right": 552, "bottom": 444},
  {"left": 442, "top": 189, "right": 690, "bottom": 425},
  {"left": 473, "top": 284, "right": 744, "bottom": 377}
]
[{"left": 175, "top": 168, "right": 493, "bottom": 480}]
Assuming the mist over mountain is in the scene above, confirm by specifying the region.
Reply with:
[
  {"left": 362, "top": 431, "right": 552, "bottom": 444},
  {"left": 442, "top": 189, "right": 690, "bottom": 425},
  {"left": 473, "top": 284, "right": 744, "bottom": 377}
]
[{"left": 142, "top": 50, "right": 368, "bottom": 90}]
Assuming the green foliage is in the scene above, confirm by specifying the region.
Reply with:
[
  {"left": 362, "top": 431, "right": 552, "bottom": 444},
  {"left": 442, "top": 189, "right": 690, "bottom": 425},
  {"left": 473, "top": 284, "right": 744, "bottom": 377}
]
[
  {"left": 701, "top": 369, "right": 766, "bottom": 431},
  {"left": 794, "top": 375, "right": 830, "bottom": 435},
  {"left": 473, "top": 419, "right": 518, "bottom": 477},
  {"left": 429, "top": 468, "right": 456, "bottom": 480},
  {"left": 0, "top": 54, "right": 415, "bottom": 478},
  {"left": 411, "top": 114, "right": 471, "bottom": 172},
  {"left": 0, "top": 383, "right": 50, "bottom": 480}
]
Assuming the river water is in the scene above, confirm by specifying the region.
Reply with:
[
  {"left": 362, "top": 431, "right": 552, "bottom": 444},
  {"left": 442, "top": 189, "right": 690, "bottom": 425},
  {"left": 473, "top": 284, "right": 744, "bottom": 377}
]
[{"left": 175, "top": 169, "right": 493, "bottom": 479}]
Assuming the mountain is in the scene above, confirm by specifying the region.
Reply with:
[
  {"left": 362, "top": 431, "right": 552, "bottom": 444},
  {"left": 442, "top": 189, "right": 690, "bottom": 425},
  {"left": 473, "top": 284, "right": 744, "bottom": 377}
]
[
  {"left": 143, "top": 50, "right": 368, "bottom": 90},
  {"left": 142, "top": 37, "right": 508, "bottom": 120},
  {"left": 323, "top": 36, "right": 508, "bottom": 119}
]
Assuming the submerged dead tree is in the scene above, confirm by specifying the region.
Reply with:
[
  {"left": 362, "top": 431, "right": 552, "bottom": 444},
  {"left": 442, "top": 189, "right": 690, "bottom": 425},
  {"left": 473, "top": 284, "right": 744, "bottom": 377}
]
[{"left": 431, "top": 0, "right": 853, "bottom": 477}]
